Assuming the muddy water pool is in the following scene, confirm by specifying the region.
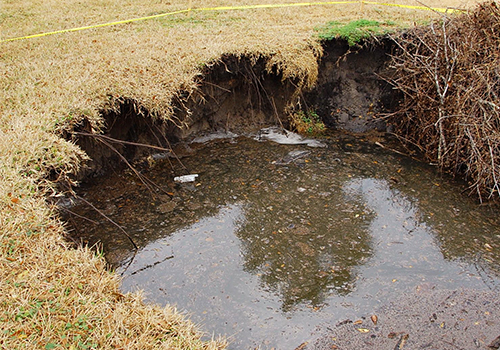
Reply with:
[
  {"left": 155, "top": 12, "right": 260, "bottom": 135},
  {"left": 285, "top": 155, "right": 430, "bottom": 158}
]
[{"left": 64, "top": 130, "right": 500, "bottom": 349}]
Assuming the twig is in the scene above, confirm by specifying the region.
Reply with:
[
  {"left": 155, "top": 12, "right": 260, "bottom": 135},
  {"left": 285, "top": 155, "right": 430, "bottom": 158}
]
[
  {"left": 96, "top": 137, "right": 156, "bottom": 195},
  {"left": 129, "top": 255, "right": 174, "bottom": 276},
  {"left": 153, "top": 123, "right": 188, "bottom": 171},
  {"left": 77, "top": 195, "right": 138, "bottom": 250},
  {"left": 91, "top": 137, "right": 174, "bottom": 199},
  {"left": 203, "top": 80, "right": 232, "bottom": 93},
  {"left": 73, "top": 131, "right": 173, "bottom": 153},
  {"left": 270, "top": 97, "right": 286, "bottom": 133},
  {"left": 244, "top": 64, "right": 263, "bottom": 109},
  {"left": 374, "top": 141, "right": 411, "bottom": 157},
  {"left": 118, "top": 249, "right": 138, "bottom": 276},
  {"left": 60, "top": 207, "right": 99, "bottom": 225},
  {"left": 386, "top": 132, "right": 425, "bottom": 154},
  {"left": 486, "top": 138, "right": 500, "bottom": 197}
]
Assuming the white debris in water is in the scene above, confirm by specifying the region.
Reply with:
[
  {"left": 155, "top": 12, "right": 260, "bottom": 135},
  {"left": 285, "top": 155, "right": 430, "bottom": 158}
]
[
  {"left": 254, "top": 127, "right": 326, "bottom": 147},
  {"left": 191, "top": 131, "right": 238, "bottom": 144},
  {"left": 150, "top": 152, "right": 171, "bottom": 160},
  {"left": 174, "top": 174, "right": 199, "bottom": 183}
]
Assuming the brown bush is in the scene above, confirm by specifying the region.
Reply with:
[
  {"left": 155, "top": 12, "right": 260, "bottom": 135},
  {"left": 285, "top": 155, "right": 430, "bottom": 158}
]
[{"left": 387, "top": 1, "right": 500, "bottom": 201}]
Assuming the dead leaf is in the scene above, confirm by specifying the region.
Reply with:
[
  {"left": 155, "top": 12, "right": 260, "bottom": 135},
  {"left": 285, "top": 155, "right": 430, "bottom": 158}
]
[
  {"left": 357, "top": 328, "right": 370, "bottom": 333},
  {"left": 371, "top": 315, "right": 378, "bottom": 325},
  {"left": 294, "top": 342, "right": 308, "bottom": 350},
  {"left": 395, "top": 334, "right": 409, "bottom": 349},
  {"left": 487, "top": 334, "right": 500, "bottom": 349}
]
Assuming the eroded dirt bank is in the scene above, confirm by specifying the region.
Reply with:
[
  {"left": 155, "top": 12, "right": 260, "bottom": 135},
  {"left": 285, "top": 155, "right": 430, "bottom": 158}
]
[
  {"left": 70, "top": 38, "right": 397, "bottom": 179},
  {"left": 305, "top": 38, "right": 395, "bottom": 133},
  {"left": 64, "top": 38, "right": 500, "bottom": 350}
]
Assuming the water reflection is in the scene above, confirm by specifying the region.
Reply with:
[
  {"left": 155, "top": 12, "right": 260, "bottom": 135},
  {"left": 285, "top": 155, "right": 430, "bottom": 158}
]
[
  {"left": 64, "top": 133, "right": 500, "bottom": 349},
  {"left": 236, "top": 191, "right": 374, "bottom": 311},
  {"left": 341, "top": 178, "right": 494, "bottom": 297}
]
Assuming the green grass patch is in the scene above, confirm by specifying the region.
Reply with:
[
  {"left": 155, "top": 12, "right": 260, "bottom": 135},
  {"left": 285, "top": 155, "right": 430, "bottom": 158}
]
[
  {"left": 315, "top": 19, "right": 397, "bottom": 46},
  {"left": 291, "top": 110, "right": 325, "bottom": 135}
]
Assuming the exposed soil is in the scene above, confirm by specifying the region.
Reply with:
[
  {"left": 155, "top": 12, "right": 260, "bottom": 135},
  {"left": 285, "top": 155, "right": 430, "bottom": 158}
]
[
  {"left": 305, "top": 38, "right": 397, "bottom": 132},
  {"left": 311, "top": 288, "right": 500, "bottom": 350},
  {"left": 71, "top": 38, "right": 397, "bottom": 180}
]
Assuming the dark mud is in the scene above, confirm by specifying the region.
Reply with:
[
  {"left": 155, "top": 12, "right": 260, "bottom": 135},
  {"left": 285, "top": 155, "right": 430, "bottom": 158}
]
[{"left": 305, "top": 39, "right": 396, "bottom": 133}]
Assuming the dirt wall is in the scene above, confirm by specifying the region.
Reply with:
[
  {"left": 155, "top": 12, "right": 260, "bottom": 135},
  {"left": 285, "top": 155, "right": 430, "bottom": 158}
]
[
  {"left": 71, "top": 39, "right": 398, "bottom": 180},
  {"left": 305, "top": 38, "right": 397, "bottom": 132}
]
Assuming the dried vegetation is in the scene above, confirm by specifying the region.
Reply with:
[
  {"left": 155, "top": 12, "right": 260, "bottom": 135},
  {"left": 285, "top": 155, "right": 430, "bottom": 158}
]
[
  {"left": 387, "top": 1, "right": 500, "bottom": 201},
  {"left": 0, "top": 0, "right": 480, "bottom": 348},
  {"left": 0, "top": 201, "right": 223, "bottom": 349}
]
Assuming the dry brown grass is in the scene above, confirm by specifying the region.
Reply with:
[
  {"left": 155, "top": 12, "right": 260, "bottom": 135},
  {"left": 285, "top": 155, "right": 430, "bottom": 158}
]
[
  {"left": 0, "top": 0, "right": 481, "bottom": 348},
  {"left": 0, "top": 199, "right": 225, "bottom": 349}
]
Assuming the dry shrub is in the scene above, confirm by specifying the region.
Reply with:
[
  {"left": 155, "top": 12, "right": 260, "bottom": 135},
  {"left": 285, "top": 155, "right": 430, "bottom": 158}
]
[{"left": 387, "top": 1, "right": 500, "bottom": 201}]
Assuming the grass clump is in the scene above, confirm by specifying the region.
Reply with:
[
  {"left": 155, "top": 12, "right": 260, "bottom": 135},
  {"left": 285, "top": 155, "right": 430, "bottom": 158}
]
[
  {"left": 315, "top": 19, "right": 397, "bottom": 46},
  {"left": 291, "top": 110, "right": 325, "bottom": 135}
]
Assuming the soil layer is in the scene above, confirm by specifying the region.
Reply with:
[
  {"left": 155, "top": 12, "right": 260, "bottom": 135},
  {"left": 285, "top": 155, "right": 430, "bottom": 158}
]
[
  {"left": 71, "top": 39, "right": 396, "bottom": 179},
  {"left": 305, "top": 38, "right": 396, "bottom": 132}
]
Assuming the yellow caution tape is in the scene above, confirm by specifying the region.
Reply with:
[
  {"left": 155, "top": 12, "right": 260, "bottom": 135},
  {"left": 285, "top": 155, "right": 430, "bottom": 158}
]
[
  {"left": 0, "top": 9, "right": 191, "bottom": 42},
  {"left": 0, "top": 1, "right": 464, "bottom": 43},
  {"left": 195, "top": 1, "right": 358, "bottom": 12},
  {"left": 362, "top": 1, "right": 463, "bottom": 13}
]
